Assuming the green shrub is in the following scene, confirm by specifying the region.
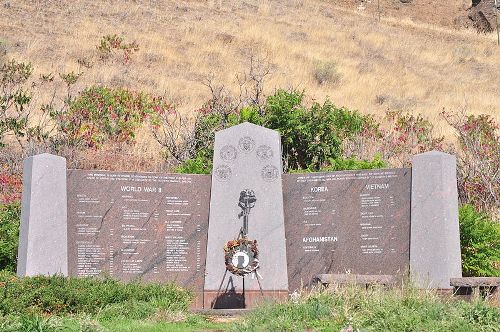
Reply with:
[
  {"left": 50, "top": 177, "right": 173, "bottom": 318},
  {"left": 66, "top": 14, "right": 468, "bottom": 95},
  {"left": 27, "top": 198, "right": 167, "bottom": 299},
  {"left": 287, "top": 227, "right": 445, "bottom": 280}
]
[
  {"left": 264, "top": 90, "right": 369, "bottom": 170},
  {"left": 175, "top": 153, "right": 212, "bottom": 174},
  {"left": 321, "top": 155, "right": 386, "bottom": 171},
  {"left": 0, "top": 271, "right": 193, "bottom": 316},
  {"left": 177, "top": 89, "right": 373, "bottom": 173},
  {"left": 459, "top": 204, "right": 500, "bottom": 277},
  {"left": 0, "top": 202, "right": 20, "bottom": 272},
  {"left": 312, "top": 60, "right": 341, "bottom": 86},
  {"left": 290, "top": 156, "right": 387, "bottom": 173},
  {"left": 0, "top": 59, "right": 34, "bottom": 148}
]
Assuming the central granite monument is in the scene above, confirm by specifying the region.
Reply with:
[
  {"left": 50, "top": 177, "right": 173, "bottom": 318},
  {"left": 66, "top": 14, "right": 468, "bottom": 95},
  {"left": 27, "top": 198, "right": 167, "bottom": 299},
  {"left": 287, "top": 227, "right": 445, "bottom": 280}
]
[
  {"left": 17, "top": 122, "right": 462, "bottom": 309},
  {"left": 203, "top": 123, "right": 289, "bottom": 308}
]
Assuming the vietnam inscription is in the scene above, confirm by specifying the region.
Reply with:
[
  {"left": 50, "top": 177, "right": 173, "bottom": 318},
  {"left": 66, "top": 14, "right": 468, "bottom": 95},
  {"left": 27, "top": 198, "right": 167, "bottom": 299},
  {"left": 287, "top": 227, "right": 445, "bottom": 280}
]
[
  {"left": 283, "top": 169, "right": 411, "bottom": 291},
  {"left": 67, "top": 170, "right": 211, "bottom": 294}
]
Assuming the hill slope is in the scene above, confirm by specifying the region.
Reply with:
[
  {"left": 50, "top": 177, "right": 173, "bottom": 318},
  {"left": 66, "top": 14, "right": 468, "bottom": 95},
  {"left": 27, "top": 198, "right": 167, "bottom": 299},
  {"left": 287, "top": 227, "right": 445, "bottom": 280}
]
[{"left": 1, "top": 0, "right": 498, "bottom": 133}]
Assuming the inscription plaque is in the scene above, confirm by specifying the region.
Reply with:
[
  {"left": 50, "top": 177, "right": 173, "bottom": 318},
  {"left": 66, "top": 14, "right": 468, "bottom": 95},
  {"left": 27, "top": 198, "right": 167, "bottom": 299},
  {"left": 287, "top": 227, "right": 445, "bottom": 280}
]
[
  {"left": 283, "top": 168, "right": 411, "bottom": 291},
  {"left": 67, "top": 170, "right": 211, "bottom": 297}
]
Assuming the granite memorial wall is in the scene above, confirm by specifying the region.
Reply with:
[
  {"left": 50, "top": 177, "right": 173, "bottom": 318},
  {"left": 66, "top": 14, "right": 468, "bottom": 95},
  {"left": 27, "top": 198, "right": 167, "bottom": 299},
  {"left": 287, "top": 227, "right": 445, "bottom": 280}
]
[
  {"left": 283, "top": 168, "right": 411, "bottom": 291},
  {"left": 66, "top": 170, "right": 211, "bottom": 306},
  {"left": 17, "top": 123, "right": 462, "bottom": 309}
]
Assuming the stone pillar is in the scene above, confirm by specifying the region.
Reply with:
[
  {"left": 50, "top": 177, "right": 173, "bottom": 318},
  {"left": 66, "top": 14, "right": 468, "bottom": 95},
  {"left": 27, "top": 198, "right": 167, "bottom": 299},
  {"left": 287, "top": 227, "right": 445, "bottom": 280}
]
[
  {"left": 410, "top": 151, "right": 462, "bottom": 289},
  {"left": 17, "top": 153, "right": 68, "bottom": 276},
  {"left": 204, "top": 122, "right": 289, "bottom": 308}
]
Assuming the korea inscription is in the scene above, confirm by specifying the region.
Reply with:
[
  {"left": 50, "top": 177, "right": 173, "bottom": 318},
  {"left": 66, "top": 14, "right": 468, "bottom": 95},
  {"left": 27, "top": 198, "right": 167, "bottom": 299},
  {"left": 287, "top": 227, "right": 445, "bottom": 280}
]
[
  {"left": 283, "top": 169, "right": 411, "bottom": 291},
  {"left": 67, "top": 170, "right": 211, "bottom": 293}
]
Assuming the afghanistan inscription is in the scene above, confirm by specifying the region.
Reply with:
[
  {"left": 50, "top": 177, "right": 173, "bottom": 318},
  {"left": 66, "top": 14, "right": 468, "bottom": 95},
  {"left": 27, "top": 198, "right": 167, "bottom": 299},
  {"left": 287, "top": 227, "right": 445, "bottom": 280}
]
[
  {"left": 283, "top": 168, "right": 411, "bottom": 291},
  {"left": 67, "top": 170, "right": 211, "bottom": 293}
]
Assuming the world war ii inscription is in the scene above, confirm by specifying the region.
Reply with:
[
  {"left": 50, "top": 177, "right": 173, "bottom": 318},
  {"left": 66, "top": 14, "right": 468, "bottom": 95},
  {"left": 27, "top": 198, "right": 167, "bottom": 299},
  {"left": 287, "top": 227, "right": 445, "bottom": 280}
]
[
  {"left": 67, "top": 170, "right": 211, "bottom": 293},
  {"left": 283, "top": 168, "right": 411, "bottom": 291}
]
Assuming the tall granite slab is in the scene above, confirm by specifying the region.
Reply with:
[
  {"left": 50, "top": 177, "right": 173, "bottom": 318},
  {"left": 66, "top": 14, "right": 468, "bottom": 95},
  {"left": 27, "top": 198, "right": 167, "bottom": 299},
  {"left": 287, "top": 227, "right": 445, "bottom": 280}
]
[
  {"left": 410, "top": 151, "right": 462, "bottom": 289},
  {"left": 204, "top": 122, "right": 288, "bottom": 308},
  {"left": 283, "top": 168, "right": 411, "bottom": 292},
  {"left": 66, "top": 170, "right": 211, "bottom": 306},
  {"left": 17, "top": 153, "right": 68, "bottom": 276}
]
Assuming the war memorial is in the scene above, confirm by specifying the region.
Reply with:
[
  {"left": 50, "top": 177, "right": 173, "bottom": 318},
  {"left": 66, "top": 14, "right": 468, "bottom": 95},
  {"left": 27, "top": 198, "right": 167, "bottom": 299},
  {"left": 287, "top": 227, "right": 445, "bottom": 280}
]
[{"left": 17, "top": 122, "right": 463, "bottom": 309}]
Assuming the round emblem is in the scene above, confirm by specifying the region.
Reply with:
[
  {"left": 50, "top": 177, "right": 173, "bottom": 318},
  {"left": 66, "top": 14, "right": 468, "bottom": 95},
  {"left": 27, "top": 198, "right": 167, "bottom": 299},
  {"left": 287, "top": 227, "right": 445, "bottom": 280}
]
[
  {"left": 220, "top": 145, "right": 237, "bottom": 162},
  {"left": 231, "top": 251, "right": 250, "bottom": 268},
  {"left": 238, "top": 136, "right": 255, "bottom": 153},
  {"left": 256, "top": 145, "right": 273, "bottom": 161},
  {"left": 261, "top": 165, "right": 279, "bottom": 182},
  {"left": 224, "top": 238, "right": 259, "bottom": 276},
  {"left": 214, "top": 165, "right": 232, "bottom": 181}
]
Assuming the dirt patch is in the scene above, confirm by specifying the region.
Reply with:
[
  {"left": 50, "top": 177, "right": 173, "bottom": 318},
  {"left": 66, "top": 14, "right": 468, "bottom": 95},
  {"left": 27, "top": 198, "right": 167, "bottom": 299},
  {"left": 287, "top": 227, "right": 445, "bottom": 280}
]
[
  {"left": 207, "top": 315, "right": 241, "bottom": 323},
  {"left": 330, "top": 0, "right": 470, "bottom": 29}
]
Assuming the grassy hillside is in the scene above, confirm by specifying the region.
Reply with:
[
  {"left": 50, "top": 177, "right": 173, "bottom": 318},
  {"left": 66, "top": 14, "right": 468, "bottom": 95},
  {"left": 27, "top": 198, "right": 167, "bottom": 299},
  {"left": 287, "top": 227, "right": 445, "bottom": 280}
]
[{"left": 1, "top": 1, "right": 498, "bottom": 135}]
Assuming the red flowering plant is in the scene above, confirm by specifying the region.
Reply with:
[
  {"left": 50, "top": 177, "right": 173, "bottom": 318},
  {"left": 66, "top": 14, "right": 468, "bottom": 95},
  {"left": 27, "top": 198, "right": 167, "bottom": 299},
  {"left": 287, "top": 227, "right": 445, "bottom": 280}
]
[
  {"left": 52, "top": 86, "right": 164, "bottom": 149},
  {"left": 443, "top": 111, "right": 499, "bottom": 214},
  {"left": 96, "top": 34, "right": 139, "bottom": 65},
  {"left": 382, "top": 111, "right": 445, "bottom": 166},
  {"left": 343, "top": 110, "right": 445, "bottom": 168},
  {"left": 0, "top": 172, "right": 21, "bottom": 204}
]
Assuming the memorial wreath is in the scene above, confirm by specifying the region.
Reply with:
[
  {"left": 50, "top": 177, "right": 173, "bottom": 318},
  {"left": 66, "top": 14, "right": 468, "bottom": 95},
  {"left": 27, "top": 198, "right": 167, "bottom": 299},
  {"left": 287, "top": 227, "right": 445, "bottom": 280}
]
[{"left": 224, "top": 238, "right": 259, "bottom": 276}]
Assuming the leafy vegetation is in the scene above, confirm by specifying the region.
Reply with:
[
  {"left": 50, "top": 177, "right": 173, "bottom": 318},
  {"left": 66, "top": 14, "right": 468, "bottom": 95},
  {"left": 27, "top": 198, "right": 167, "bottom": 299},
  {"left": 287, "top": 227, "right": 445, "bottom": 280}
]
[
  {"left": 459, "top": 205, "right": 500, "bottom": 277},
  {"left": 0, "top": 202, "right": 20, "bottom": 272},
  {"left": 53, "top": 86, "right": 167, "bottom": 149},
  {"left": 0, "top": 277, "right": 498, "bottom": 332},
  {"left": 444, "top": 112, "right": 499, "bottom": 214},
  {"left": 0, "top": 59, "right": 35, "bottom": 148},
  {"left": 170, "top": 89, "right": 374, "bottom": 174},
  {"left": 0, "top": 271, "right": 221, "bottom": 331},
  {"left": 343, "top": 109, "right": 445, "bottom": 168},
  {"left": 0, "top": 173, "right": 21, "bottom": 204},
  {"left": 312, "top": 60, "right": 341, "bottom": 86},
  {"left": 0, "top": 271, "right": 192, "bottom": 316},
  {"left": 233, "top": 286, "right": 500, "bottom": 332},
  {"left": 96, "top": 34, "right": 139, "bottom": 64},
  {"left": 0, "top": 313, "right": 225, "bottom": 332},
  {"left": 265, "top": 90, "right": 368, "bottom": 171},
  {"left": 319, "top": 155, "right": 386, "bottom": 172}
]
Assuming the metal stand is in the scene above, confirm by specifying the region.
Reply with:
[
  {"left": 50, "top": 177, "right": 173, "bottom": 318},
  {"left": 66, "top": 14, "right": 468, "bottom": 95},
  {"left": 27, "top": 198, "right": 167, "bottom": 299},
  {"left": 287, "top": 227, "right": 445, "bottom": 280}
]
[
  {"left": 211, "top": 189, "right": 264, "bottom": 309},
  {"left": 255, "top": 271, "right": 264, "bottom": 296},
  {"left": 211, "top": 267, "right": 265, "bottom": 308},
  {"left": 212, "top": 269, "right": 229, "bottom": 309}
]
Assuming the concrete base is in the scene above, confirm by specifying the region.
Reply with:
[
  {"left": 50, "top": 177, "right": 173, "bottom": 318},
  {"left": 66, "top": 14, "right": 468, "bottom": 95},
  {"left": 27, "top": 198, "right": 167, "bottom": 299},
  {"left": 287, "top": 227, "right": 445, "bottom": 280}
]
[
  {"left": 192, "top": 308, "right": 251, "bottom": 316},
  {"left": 189, "top": 292, "right": 205, "bottom": 309}
]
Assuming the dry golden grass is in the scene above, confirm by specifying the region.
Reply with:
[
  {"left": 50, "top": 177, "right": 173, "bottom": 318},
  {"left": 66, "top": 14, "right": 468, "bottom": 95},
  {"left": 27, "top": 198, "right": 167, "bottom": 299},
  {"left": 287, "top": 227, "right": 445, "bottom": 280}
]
[{"left": 1, "top": 0, "right": 499, "bottom": 141}]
